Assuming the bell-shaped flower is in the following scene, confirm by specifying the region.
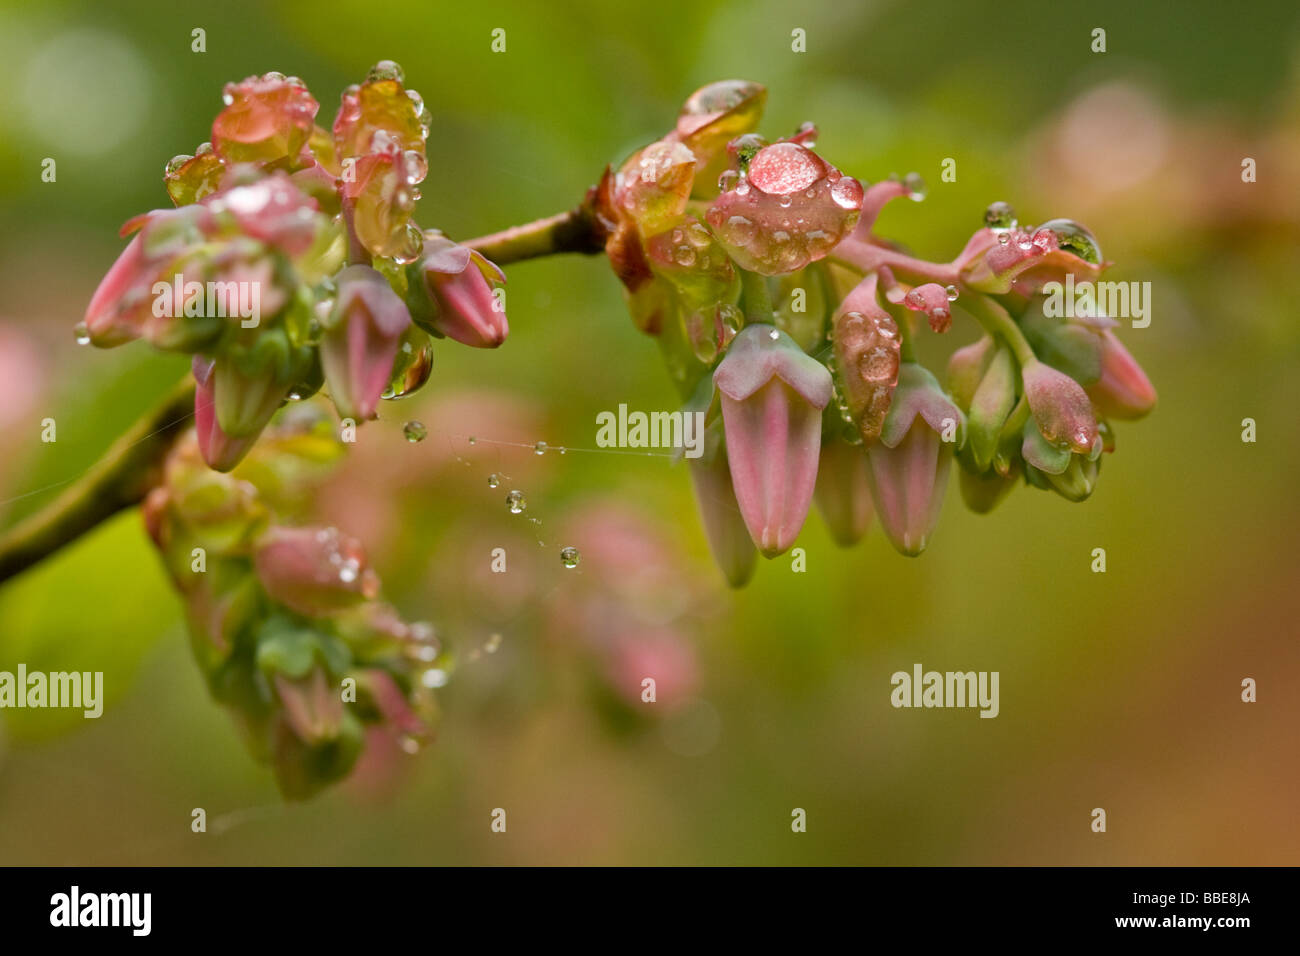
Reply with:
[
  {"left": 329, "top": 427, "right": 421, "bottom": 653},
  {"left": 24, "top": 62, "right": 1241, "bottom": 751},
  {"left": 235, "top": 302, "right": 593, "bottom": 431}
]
[
  {"left": 866, "top": 363, "right": 964, "bottom": 556},
  {"left": 193, "top": 356, "right": 261, "bottom": 472},
  {"left": 814, "top": 440, "right": 874, "bottom": 547},
  {"left": 1086, "top": 328, "right": 1157, "bottom": 419},
  {"left": 253, "top": 525, "right": 380, "bottom": 618},
  {"left": 687, "top": 429, "right": 757, "bottom": 587},
  {"left": 713, "top": 324, "right": 832, "bottom": 556},
  {"left": 405, "top": 235, "right": 508, "bottom": 348},
  {"left": 321, "top": 264, "right": 412, "bottom": 420}
]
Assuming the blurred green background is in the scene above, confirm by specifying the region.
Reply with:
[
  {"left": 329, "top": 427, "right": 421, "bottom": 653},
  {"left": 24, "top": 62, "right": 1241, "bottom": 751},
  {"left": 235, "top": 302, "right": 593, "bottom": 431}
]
[{"left": 1, "top": 0, "right": 1298, "bottom": 864}]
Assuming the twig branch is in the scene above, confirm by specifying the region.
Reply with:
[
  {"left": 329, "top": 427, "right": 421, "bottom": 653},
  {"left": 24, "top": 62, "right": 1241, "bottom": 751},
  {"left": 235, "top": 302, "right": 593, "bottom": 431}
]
[{"left": 0, "top": 379, "right": 196, "bottom": 583}]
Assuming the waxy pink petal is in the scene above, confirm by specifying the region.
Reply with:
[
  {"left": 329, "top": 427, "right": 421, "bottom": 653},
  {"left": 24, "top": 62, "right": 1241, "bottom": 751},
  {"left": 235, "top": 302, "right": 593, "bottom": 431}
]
[
  {"left": 866, "top": 419, "right": 953, "bottom": 557},
  {"left": 321, "top": 264, "right": 412, "bottom": 420},
  {"left": 1086, "top": 329, "right": 1157, "bottom": 420},
  {"left": 714, "top": 325, "right": 831, "bottom": 557}
]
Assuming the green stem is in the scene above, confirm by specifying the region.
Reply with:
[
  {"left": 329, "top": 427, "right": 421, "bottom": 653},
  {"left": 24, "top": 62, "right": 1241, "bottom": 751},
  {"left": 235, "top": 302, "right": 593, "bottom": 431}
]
[
  {"left": 0, "top": 206, "right": 607, "bottom": 587},
  {"left": 959, "top": 290, "right": 1036, "bottom": 366},
  {"left": 739, "top": 269, "right": 773, "bottom": 325}
]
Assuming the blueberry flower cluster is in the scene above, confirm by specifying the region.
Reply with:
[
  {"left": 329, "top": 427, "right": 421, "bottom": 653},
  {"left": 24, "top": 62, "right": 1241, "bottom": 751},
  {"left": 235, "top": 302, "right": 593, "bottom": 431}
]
[
  {"left": 82, "top": 61, "right": 509, "bottom": 473},
  {"left": 597, "top": 82, "right": 1156, "bottom": 584},
  {"left": 142, "top": 404, "right": 443, "bottom": 798}
]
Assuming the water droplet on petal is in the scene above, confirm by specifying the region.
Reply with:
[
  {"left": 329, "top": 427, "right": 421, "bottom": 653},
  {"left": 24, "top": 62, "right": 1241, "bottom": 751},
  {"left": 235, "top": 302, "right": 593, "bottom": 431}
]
[
  {"left": 506, "top": 490, "right": 526, "bottom": 514},
  {"left": 533, "top": 441, "right": 548, "bottom": 455},
  {"left": 830, "top": 176, "right": 864, "bottom": 209},
  {"left": 560, "top": 546, "right": 580, "bottom": 569},
  {"left": 945, "top": 284, "right": 959, "bottom": 302},
  {"left": 487, "top": 473, "right": 500, "bottom": 488},
  {"left": 367, "top": 59, "right": 405, "bottom": 84},
  {"left": 903, "top": 171, "right": 927, "bottom": 201},
  {"left": 983, "top": 201, "right": 1016, "bottom": 232},
  {"left": 1038, "top": 218, "right": 1102, "bottom": 264},
  {"left": 73, "top": 322, "right": 90, "bottom": 345},
  {"left": 403, "top": 420, "right": 427, "bottom": 442}
]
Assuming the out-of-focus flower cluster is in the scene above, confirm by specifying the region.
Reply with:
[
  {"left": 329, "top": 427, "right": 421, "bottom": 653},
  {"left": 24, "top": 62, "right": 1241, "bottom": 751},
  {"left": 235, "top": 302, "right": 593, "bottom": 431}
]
[
  {"left": 82, "top": 61, "right": 510, "bottom": 473},
  {"left": 600, "top": 81, "right": 1157, "bottom": 585},
  {"left": 141, "top": 403, "right": 444, "bottom": 798}
]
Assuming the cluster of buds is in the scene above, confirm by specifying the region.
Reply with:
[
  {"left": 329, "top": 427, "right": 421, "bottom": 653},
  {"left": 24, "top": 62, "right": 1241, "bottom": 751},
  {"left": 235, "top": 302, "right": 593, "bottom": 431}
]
[
  {"left": 81, "top": 61, "right": 509, "bottom": 472},
  {"left": 141, "top": 404, "right": 443, "bottom": 798},
  {"left": 600, "top": 82, "right": 1156, "bottom": 584}
]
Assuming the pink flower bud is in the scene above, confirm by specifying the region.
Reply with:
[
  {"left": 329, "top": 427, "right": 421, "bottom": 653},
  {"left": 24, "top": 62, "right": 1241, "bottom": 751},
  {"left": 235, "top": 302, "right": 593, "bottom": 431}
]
[
  {"left": 406, "top": 236, "right": 508, "bottom": 348},
  {"left": 866, "top": 363, "right": 962, "bottom": 556},
  {"left": 867, "top": 422, "right": 953, "bottom": 557},
  {"left": 211, "top": 73, "right": 318, "bottom": 165},
  {"left": 83, "top": 206, "right": 213, "bottom": 347},
  {"left": 814, "top": 440, "right": 874, "bottom": 547},
  {"left": 706, "top": 141, "right": 863, "bottom": 275},
  {"left": 206, "top": 171, "right": 322, "bottom": 257},
  {"left": 616, "top": 140, "right": 697, "bottom": 233},
  {"left": 193, "top": 356, "right": 260, "bottom": 472},
  {"left": 714, "top": 324, "right": 832, "bottom": 556},
  {"left": 332, "top": 66, "right": 427, "bottom": 161},
  {"left": 254, "top": 525, "right": 380, "bottom": 618},
  {"left": 321, "top": 264, "right": 412, "bottom": 420},
  {"left": 902, "top": 282, "right": 953, "bottom": 333},
  {"left": 831, "top": 273, "right": 901, "bottom": 443},
  {"left": 1085, "top": 329, "right": 1157, "bottom": 420},
  {"left": 83, "top": 232, "right": 152, "bottom": 347},
  {"left": 1022, "top": 357, "right": 1099, "bottom": 454}
]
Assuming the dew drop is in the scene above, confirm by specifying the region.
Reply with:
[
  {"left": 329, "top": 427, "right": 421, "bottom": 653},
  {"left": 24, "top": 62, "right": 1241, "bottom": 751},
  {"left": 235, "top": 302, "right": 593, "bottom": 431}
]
[
  {"left": 983, "top": 201, "right": 1016, "bottom": 232},
  {"left": 487, "top": 473, "right": 500, "bottom": 488},
  {"left": 903, "top": 171, "right": 927, "bottom": 201},
  {"left": 484, "top": 633, "right": 503, "bottom": 653},
  {"left": 403, "top": 420, "right": 427, "bottom": 443},
  {"left": 467, "top": 436, "right": 476, "bottom": 445},
  {"left": 1038, "top": 218, "right": 1102, "bottom": 264},
  {"left": 945, "top": 284, "right": 959, "bottom": 302},
  {"left": 506, "top": 490, "right": 526, "bottom": 514},
  {"left": 367, "top": 59, "right": 405, "bottom": 84},
  {"left": 533, "top": 441, "right": 548, "bottom": 455},
  {"left": 830, "top": 176, "right": 864, "bottom": 209},
  {"left": 560, "top": 546, "right": 581, "bottom": 569},
  {"left": 73, "top": 322, "right": 90, "bottom": 345}
]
